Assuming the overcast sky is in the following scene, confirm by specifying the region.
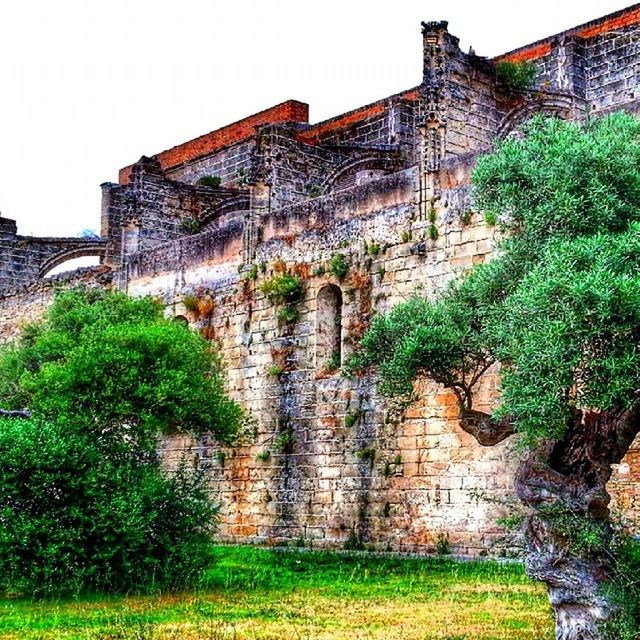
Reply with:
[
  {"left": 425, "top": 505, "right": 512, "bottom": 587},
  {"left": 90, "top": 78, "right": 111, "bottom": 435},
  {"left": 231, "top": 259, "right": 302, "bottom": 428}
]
[{"left": 0, "top": 0, "right": 631, "bottom": 238}]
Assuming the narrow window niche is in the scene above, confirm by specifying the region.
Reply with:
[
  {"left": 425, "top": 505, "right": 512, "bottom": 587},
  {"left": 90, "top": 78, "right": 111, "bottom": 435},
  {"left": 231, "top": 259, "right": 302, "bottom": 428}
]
[{"left": 316, "top": 284, "right": 343, "bottom": 372}]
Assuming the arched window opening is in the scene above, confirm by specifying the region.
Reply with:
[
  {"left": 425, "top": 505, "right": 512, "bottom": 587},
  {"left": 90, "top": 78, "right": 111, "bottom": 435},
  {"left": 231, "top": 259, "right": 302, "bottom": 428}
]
[{"left": 316, "top": 284, "right": 343, "bottom": 372}]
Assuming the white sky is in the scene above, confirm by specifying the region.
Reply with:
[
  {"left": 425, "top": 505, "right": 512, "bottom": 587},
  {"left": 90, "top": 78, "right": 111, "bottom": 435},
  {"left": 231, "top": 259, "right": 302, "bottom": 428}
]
[{"left": 0, "top": 0, "right": 631, "bottom": 238}]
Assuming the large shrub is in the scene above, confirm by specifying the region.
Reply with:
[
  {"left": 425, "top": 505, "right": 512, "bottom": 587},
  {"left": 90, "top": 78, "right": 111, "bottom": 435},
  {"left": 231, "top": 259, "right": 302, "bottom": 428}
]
[{"left": 0, "top": 288, "right": 243, "bottom": 595}]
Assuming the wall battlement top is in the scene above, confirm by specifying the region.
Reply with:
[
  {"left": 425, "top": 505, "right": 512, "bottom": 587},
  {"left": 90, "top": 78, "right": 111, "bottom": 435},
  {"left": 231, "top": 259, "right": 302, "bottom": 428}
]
[
  {"left": 495, "top": 3, "right": 640, "bottom": 62},
  {"left": 118, "top": 100, "right": 309, "bottom": 185},
  {"left": 118, "top": 4, "right": 640, "bottom": 184}
]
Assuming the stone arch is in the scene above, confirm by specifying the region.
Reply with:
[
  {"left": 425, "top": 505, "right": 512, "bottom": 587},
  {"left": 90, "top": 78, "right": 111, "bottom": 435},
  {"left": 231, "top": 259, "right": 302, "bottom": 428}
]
[
  {"left": 322, "top": 157, "right": 396, "bottom": 193},
  {"left": 497, "top": 95, "right": 578, "bottom": 140},
  {"left": 39, "top": 245, "right": 107, "bottom": 278},
  {"left": 316, "top": 284, "right": 343, "bottom": 371}
]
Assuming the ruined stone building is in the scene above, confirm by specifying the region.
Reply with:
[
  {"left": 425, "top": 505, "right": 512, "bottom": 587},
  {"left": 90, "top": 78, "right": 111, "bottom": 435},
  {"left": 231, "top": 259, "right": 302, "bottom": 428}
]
[{"left": 1, "top": 5, "right": 639, "bottom": 553}]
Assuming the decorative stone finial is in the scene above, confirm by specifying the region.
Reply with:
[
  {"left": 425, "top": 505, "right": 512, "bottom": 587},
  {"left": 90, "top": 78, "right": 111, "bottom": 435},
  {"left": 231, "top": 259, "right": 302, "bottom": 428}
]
[{"left": 421, "top": 21, "right": 448, "bottom": 35}]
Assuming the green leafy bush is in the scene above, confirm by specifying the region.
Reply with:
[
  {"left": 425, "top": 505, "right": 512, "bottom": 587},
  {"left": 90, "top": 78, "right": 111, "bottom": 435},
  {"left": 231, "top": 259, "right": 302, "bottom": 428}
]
[
  {"left": 328, "top": 254, "right": 349, "bottom": 280},
  {"left": 0, "top": 288, "right": 243, "bottom": 595},
  {"left": 277, "top": 306, "right": 299, "bottom": 323},
  {"left": 495, "top": 60, "right": 536, "bottom": 92},
  {"left": 0, "top": 418, "right": 215, "bottom": 595},
  {"left": 197, "top": 175, "right": 222, "bottom": 188},
  {"left": 259, "top": 273, "right": 303, "bottom": 305}
]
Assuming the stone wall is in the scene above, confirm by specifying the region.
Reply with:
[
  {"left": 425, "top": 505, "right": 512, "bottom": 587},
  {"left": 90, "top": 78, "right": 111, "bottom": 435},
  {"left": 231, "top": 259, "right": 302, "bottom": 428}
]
[
  {"left": 0, "top": 266, "right": 114, "bottom": 343},
  {"left": 1, "top": 5, "right": 639, "bottom": 554},
  {"left": 129, "top": 164, "right": 521, "bottom": 554},
  {"left": 101, "top": 157, "right": 249, "bottom": 268},
  {"left": 0, "top": 216, "right": 107, "bottom": 293}
]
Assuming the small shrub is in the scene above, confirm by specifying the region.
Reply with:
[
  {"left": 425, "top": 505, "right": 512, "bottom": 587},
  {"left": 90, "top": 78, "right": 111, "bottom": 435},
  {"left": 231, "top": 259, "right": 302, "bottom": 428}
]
[
  {"left": 235, "top": 168, "right": 247, "bottom": 187},
  {"left": 429, "top": 224, "right": 439, "bottom": 241},
  {"left": 241, "top": 264, "right": 258, "bottom": 281},
  {"left": 435, "top": 532, "right": 451, "bottom": 555},
  {"left": 401, "top": 230, "right": 412, "bottom": 243},
  {"left": 382, "top": 454, "right": 403, "bottom": 477},
  {"left": 326, "top": 351, "right": 341, "bottom": 372},
  {"left": 259, "top": 273, "right": 303, "bottom": 305},
  {"left": 0, "top": 418, "right": 218, "bottom": 596},
  {"left": 267, "top": 365, "right": 284, "bottom": 377},
  {"left": 197, "top": 175, "right": 222, "bottom": 188},
  {"left": 495, "top": 60, "right": 536, "bottom": 93},
  {"left": 344, "top": 411, "right": 361, "bottom": 428},
  {"left": 255, "top": 450, "right": 271, "bottom": 462},
  {"left": 182, "top": 294, "right": 199, "bottom": 313},
  {"left": 484, "top": 210, "right": 498, "bottom": 226},
  {"left": 274, "top": 429, "right": 295, "bottom": 453},
  {"left": 313, "top": 264, "right": 326, "bottom": 277},
  {"left": 306, "top": 184, "right": 323, "bottom": 198},
  {"left": 181, "top": 217, "right": 203, "bottom": 234},
  {"left": 328, "top": 254, "right": 349, "bottom": 280},
  {"left": 277, "top": 306, "right": 299, "bottom": 323},
  {"left": 367, "top": 242, "right": 381, "bottom": 256},
  {"left": 356, "top": 446, "right": 376, "bottom": 466},
  {"left": 215, "top": 450, "right": 227, "bottom": 465}
]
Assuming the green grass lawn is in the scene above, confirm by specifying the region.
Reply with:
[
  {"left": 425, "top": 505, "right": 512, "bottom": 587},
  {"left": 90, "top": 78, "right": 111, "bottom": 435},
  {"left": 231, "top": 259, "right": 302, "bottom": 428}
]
[{"left": 0, "top": 546, "right": 553, "bottom": 639}]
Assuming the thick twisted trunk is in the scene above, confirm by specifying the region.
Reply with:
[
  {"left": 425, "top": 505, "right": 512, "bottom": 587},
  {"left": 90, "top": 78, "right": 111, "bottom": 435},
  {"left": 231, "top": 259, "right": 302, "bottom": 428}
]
[{"left": 459, "top": 405, "right": 640, "bottom": 640}]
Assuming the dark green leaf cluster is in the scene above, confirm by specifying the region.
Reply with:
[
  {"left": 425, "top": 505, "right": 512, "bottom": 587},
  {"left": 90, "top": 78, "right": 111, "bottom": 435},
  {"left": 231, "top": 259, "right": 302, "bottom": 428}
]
[
  {"left": 259, "top": 273, "right": 303, "bottom": 305},
  {"left": 0, "top": 288, "right": 244, "bottom": 595},
  {"left": 495, "top": 61, "right": 537, "bottom": 93},
  {"left": 197, "top": 175, "right": 222, "bottom": 188},
  {"left": 328, "top": 254, "right": 349, "bottom": 280},
  {"left": 0, "top": 418, "right": 216, "bottom": 595},
  {"left": 350, "top": 113, "right": 640, "bottom": 440}
]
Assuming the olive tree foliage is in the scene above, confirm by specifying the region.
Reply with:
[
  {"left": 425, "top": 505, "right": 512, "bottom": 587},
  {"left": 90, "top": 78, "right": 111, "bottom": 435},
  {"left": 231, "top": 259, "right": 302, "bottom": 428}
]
[
  {"left": 348, "top": 113, "right": 640, "bottom": 639},
  {"left": 0, "top": 289, "right": 243, "bottom": 595}
]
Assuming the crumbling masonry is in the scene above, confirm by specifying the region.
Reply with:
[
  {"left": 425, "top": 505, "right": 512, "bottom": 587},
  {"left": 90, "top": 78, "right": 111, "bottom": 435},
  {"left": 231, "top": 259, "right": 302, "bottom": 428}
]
[{"left": 1, "top": 6, "right": 639, "bottom": 553}]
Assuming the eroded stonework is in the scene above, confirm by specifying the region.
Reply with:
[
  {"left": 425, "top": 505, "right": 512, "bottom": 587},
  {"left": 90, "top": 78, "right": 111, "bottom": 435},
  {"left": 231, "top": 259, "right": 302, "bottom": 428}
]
[{"left": 1, "top": 6, "right": 639, "bottom": 553}]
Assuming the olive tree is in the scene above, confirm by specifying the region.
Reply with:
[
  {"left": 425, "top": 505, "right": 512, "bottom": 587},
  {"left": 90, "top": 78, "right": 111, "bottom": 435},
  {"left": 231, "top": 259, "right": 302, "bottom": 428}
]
[{"left": 349, "top": 113, "right": 640, "bottom": 639}]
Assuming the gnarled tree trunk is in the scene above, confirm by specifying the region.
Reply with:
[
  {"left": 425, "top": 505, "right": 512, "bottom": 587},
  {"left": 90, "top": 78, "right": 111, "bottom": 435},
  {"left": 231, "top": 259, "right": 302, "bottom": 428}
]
[{"left": 461, "top": 405, "right": 640, "bottom": 640}]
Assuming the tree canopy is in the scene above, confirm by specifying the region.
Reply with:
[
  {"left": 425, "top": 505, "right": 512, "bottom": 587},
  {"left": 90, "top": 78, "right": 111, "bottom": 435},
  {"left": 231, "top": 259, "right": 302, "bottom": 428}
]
[{"left": 350, "top": 113, "right": 640, "bottom": 442}]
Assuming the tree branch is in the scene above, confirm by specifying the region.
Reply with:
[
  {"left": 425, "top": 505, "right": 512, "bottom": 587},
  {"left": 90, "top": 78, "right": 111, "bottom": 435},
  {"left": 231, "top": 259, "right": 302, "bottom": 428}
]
[
  {"left": 0, "top": 408, "right": 31, "bottom": 418},
  {"left": 458, "top": 408, "right": 515, "bottom": 446}
]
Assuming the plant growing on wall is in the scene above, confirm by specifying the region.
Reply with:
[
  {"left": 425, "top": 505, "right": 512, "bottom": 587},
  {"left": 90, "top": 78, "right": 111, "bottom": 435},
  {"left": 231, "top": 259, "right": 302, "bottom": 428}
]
[
  {"left": 197, "top": 175, "right": 222, "bottom": 188},
  {"left": 180, "top": 216, "right": 204, "bottom": 234},
  {"left": 260, "top": 272, "right": 303, "bottom": 325},
  {"left": 347, "top": 113, "right": 640, "bottom": 640},
  {"left": 0, "top": 289, "right": 243, "bottom": 596},
  {"left": 495, "top": 60, "right": 537, "bottom": 93},
  {"left": 328, "top": 254, "right": 349, "bottom": 280}
]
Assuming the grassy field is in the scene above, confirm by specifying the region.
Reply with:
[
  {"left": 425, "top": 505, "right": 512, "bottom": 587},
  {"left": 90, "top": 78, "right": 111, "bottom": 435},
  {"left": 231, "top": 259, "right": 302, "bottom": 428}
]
[{"left": 0, "top": 546, "right": 553, "bottom": 640}]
